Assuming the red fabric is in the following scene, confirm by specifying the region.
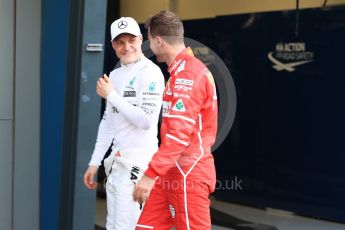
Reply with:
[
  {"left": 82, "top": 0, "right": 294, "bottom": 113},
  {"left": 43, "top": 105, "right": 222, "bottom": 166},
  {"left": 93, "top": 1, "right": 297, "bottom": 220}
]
[
  {"left": 136, "top": 177, "right": 212, "bottom": 230},
  {"left": 145, "top": 47, "right": 218, "bottom": 185},
  {"left": 138, "top": 47, "right": 218, "bottom": 229}
]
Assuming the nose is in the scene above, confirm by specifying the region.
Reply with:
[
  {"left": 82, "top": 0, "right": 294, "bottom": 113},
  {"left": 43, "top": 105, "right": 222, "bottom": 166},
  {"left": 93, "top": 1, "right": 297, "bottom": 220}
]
[{"left": 124, "top": 42, "right": 130, "bottom": 51}]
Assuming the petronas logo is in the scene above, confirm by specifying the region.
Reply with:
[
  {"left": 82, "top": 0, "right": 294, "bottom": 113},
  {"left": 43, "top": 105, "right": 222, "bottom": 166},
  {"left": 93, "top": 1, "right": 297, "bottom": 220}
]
[
  {"left": 149, "top": 82, "right": 156, "bottom": 92},
  {"left": 129, "top": 76, "right": 136, "bottom": 86},
  {"left": 172, "top": 99, "right": 185, "bottom": 112}
]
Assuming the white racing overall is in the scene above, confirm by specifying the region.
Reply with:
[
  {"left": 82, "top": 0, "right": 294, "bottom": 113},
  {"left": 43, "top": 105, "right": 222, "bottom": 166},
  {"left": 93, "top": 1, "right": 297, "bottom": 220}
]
[{"left": 89, "top": 56, "right": 164, "bottom": 230}]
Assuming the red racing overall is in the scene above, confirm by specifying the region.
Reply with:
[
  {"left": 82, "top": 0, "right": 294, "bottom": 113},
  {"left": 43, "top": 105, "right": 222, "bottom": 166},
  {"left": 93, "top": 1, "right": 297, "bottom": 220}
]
[{"left": 137, "top": 47, "right": 218, "bottom": 230}]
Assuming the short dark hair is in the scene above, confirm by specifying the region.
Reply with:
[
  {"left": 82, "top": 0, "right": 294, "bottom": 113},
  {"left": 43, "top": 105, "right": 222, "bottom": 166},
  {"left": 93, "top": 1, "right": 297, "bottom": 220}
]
[{"left": 145, "top": 10, "right": 184, "bottom": 44}]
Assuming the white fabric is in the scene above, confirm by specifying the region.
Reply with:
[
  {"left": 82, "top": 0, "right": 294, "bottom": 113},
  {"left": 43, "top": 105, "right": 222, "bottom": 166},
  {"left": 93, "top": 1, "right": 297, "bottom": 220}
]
[
  {"left": 105, "top": 161, "right": 142, "bottom": 230},
  {"left": 88, "top": 55, "right": 164, "bottom": 230},
  {"left": 103, "top": 153, "right": 115, "bottom": 177},
  {"left": 110, "top": 17, "right": 141, "bottom": 40},
  {"left": 106, "top": 150, "right": 153, "bottom": 230},
  {"left": 89, "top": 56, "right": 165, "bottom": 167}
]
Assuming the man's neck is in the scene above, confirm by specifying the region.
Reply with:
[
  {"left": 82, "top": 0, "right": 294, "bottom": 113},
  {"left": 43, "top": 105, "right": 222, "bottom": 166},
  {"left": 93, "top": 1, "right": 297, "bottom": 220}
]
[
  {"left": 121, "top": 53, "right": 143, "bottom": 66},
  {"left": 166, "top": 44, "right": 186, "bottom": 66}
]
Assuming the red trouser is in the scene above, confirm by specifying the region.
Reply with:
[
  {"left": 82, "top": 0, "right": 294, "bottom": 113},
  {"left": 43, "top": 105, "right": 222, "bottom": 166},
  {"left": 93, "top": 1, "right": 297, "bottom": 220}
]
[{"left": 136, "top": 176, "right": 212, "bottom": 230}]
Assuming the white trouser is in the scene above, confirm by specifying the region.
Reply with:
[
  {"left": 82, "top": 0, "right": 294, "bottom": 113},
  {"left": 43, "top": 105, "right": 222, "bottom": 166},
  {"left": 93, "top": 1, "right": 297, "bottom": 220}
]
[{"left": 105, "top": 160, "right": 143, "bottom": 230}]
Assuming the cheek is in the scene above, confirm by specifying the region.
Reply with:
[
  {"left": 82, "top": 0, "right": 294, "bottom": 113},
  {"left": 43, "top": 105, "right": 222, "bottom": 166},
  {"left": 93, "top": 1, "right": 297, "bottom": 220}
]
[
  {"left": 113, "top": 45, "right": 121, "bottom": 53},
  {"left": 150, "top": 43, "right": 156, "bottom": 52},
  {"left": 114, "top": 48, "right": 122, "bottom": 56},
  {"left": 134, "top": 43, "right": 141, "bottom": 50}
]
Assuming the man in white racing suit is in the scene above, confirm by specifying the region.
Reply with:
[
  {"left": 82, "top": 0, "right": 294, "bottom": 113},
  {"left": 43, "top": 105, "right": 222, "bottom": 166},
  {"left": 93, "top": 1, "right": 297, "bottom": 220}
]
[{"left": 83, "top": 16, "right": 164, "bottom": 230}]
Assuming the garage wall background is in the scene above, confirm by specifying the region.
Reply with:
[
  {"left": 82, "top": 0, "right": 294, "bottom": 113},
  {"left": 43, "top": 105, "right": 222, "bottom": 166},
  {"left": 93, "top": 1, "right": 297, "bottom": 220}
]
[
  {"left": 198, "top": 7, "right": 345, "bottom": 222},
  {"left": 0, "top": 0, "right": 14, "bottom": 229},
  {"left": 0, "top": 0, "right": 40, "bottom": 229},
  {"left": 120, "top": 0, "right": 345, "bottom": 22},
  {"left": 1, "top": 1, "right": 345, "bottom": 230}
]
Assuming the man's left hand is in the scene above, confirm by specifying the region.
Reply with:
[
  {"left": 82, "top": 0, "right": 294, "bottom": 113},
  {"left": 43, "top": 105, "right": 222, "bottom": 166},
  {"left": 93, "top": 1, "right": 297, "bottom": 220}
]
[{"left": 133, "top": 175, "right": 155, "bottom": 204}]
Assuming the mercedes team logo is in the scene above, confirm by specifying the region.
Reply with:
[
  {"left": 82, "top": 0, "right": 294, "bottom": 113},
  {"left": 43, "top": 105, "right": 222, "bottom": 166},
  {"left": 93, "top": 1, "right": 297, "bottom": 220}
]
[{"left": 118, "top": 20, "right": 128, "bottom": 29}]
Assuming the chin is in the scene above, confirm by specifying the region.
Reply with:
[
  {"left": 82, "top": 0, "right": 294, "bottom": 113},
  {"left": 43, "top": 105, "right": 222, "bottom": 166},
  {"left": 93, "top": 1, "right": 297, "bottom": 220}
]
[
  {"left": 122, "top": 60, "right": 134, "bottom": 65},
  {"left": 121, "top": 57, "right": 135, "bottom": 65}
]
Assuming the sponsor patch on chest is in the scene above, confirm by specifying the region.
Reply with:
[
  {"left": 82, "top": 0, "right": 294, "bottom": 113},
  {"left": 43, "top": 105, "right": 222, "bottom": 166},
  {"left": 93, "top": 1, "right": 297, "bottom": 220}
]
[
  {"left": 172, "top": 99, "right": 185, "bottom": 112},
  {"left": 162, "top": 101, "right": 172, "bottom": 116},
  {"left": 123, "top": 91, "right": 136, "bottom": 97},
  {"left": 175, "top": 78, "right": 193, "bottom": 86}
]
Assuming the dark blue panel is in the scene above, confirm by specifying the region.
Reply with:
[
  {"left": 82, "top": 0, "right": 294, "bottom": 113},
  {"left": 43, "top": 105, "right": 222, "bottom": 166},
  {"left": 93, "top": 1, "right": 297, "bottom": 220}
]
[
  {"left": 184, "top": 7, "right": 345, "bottom": 222},
  {"left": 40, "top": 0, "right": 70, "bottom": 229}
]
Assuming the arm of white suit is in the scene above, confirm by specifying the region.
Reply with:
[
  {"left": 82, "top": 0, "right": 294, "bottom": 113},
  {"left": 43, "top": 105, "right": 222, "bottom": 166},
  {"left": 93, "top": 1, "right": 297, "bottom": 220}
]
[
  {"left": 88, "top": 103, "right": 115, "bottom": 167},
  {"left": 107, "top": 73, "right": 164, "bottom": 130}
]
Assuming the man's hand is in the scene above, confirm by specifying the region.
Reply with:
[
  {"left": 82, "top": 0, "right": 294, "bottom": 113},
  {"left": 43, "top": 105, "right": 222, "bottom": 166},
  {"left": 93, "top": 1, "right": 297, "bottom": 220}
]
[
  {"left": 96, "top": 74, "right": 114, "bottom": 98},
  {"left": 133, "top": 175, "right": 155, "bottom": 204},
  {"left": 83, "top": 165, "right": 98, "bottom": 189}
]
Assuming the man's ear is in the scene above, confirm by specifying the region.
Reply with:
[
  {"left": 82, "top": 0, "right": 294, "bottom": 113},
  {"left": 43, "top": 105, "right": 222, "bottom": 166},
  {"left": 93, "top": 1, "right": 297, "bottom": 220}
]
[
  {"left": 111, "top": 40, "right": 116, "bottom": 50},
  {"left": 156, "top": 36, "right": 164, "bottom": 47},
  {"left": 137, "top": 35, "right": 143, "bottom": 45}
]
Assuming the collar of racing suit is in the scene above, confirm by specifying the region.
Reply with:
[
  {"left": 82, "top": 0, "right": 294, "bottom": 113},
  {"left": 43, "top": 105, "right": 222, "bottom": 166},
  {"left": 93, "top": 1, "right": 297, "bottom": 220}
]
[{"left": 167, "top": 47, "right": 194, "bottom": 74}]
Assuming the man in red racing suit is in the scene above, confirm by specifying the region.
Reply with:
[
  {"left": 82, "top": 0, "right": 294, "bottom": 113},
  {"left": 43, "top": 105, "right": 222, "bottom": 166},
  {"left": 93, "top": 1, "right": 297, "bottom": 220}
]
[{"left": 134, "top": 11, "right": 218, "bottom": 230}]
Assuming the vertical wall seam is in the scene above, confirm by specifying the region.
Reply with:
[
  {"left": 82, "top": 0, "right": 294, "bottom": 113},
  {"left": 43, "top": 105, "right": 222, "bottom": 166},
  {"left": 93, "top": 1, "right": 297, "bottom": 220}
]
[
  {"left": 169, "top": 0, "right": 178, "bottom": 14},
  {"left": 11, "top": 0, "right": 16, "bottom": 229}
]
